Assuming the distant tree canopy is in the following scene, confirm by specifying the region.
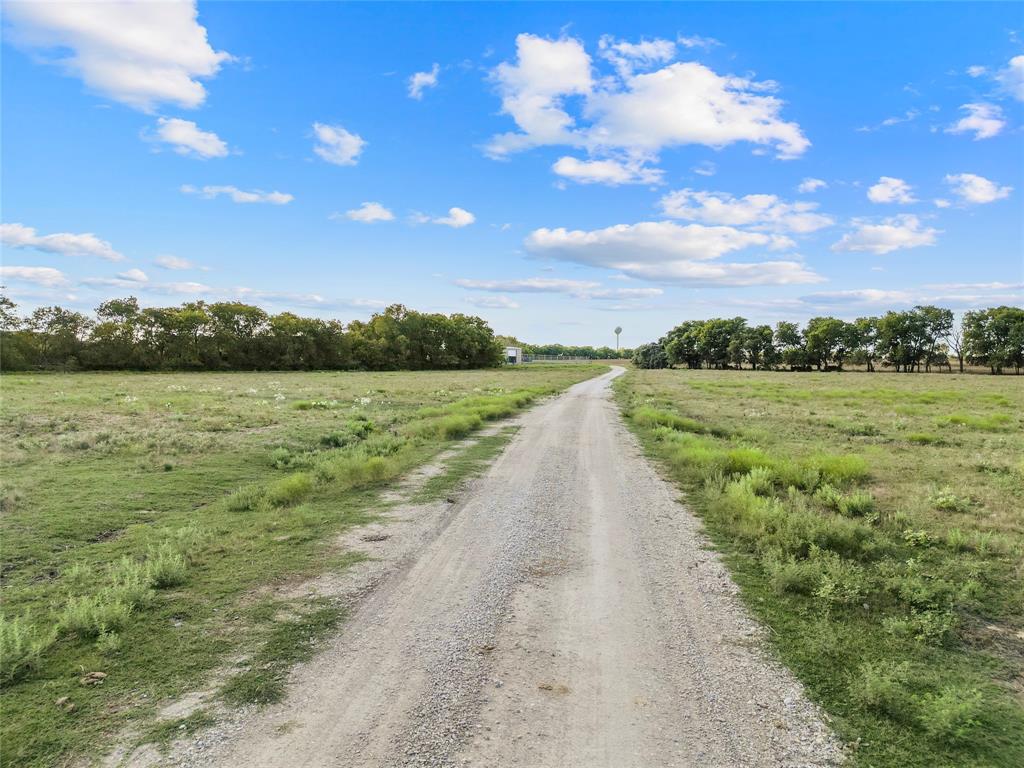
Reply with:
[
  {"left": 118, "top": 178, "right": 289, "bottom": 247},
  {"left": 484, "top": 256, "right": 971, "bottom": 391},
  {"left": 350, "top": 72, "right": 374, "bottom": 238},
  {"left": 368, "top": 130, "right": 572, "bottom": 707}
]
[
  {"left": 632, "top": 305, "right": 1024, "bottom": 374},
  {"left": 0, "top": 297, "right": 504, "bottom": 372},
  {"left": 495, "top": 337, "right": 630, "bottom": 360}
]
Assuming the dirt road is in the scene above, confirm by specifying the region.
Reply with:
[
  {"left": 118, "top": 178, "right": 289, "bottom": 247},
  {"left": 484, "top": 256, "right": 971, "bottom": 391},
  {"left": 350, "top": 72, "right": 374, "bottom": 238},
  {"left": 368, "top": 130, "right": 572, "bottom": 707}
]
[{"left": 176, "top": 366, "right": 842, "bottom": 767}]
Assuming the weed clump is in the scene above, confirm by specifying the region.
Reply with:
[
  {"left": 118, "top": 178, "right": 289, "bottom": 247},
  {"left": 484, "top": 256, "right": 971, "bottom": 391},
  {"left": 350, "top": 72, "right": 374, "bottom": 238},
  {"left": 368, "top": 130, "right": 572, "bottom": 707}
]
[{"left": 0, "top": 616, "right": 55, "bottom": 684}]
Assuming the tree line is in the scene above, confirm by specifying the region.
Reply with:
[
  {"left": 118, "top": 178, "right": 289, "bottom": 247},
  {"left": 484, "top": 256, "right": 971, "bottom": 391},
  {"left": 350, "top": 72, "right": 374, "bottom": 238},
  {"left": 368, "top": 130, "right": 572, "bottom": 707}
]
[
  {"left": 496, "top": 337, "right": 632, "bottom": 360},
  {"left": 0, "top": 297, "right": 505, "bottom": 371},
  {"left": 631, "top": 305, "right": 1024, "bottom": 375}
]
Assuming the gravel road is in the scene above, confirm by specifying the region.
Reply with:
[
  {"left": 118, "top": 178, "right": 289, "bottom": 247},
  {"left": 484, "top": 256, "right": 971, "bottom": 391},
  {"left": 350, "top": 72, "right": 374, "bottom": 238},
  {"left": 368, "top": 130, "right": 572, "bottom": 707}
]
[{"left": 171, "top": 366, "right": 843, "bottom": 767}]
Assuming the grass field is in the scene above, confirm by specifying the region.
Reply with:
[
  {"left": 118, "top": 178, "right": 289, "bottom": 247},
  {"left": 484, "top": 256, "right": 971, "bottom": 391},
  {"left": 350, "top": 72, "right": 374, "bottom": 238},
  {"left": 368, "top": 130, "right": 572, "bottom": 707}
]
[
  {"left": 0, "top": 365, "right": 603, "bottom": 767},
  {"left": 616, "top": 369, "right": 1024, "bottom": 767}
]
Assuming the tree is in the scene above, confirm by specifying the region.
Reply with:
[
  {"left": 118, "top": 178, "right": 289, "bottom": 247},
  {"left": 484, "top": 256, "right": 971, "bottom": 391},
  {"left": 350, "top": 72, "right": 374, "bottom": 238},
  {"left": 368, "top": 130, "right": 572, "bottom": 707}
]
[
  {"left": 945, "top": 318, "right": 966, "bottom": 374},
  {"left": 775, "top": 321, "right": 810, "bottom": 371},
  {"left": 632, "top": 342, "right": 668, "bottom": 369}
]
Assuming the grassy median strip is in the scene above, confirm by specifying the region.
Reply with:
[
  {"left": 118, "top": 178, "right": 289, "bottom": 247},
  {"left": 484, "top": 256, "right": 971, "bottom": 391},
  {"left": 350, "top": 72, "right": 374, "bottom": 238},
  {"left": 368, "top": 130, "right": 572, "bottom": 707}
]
[
  {"left": 616, "top": 369, "right": 1024, "bottom": 768},
  {"left": 0, "top": 365, "right": 604, "bottom": 767}
]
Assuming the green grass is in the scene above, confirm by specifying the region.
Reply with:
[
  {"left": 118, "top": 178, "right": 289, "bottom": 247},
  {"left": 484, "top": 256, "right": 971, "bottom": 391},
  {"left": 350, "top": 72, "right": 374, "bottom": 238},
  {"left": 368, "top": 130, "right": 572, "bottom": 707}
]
[
  {"left": 0, "top": 365, "right": 604, "bottom": 767},
  {"left": 616, "top": 369, "right": 1024, "bottom": 768}
]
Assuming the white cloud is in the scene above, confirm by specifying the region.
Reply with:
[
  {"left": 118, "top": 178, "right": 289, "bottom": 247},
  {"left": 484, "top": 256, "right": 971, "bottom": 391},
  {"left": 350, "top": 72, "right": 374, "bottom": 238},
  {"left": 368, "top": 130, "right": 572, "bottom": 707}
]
[
  {"left": 996, "top": 55, "right": 1024, "bottom": 101},
  {"left": 336, "top": 202, "right": 395, "bottom": 223},
  {"left": 552, "top": 156, "right": 662, "bottom": 186},
  {"left": 797, "top": 178, "right": 827, "bottom": 194},
  {"left": 408, "top": 63, "right": 440, "bottom": 100},
  {"left": 946, "top": 103, "right": 1006, "bottom": 140},
  {"left": 3, "top": 0, "right": 230, "bottom": 111},
  {"left": 152, "top": 118, "right": 228, "bottom": 159},
  {"left": 487, "top": 35, "right": 593, "bottom": 156},
  {"left": 677, "top": 34, "right": 722, "bottom": 50},
  {"left": 154, "top": 255, "right": 194, "bottom": 270},
  {"left": 524, "top": 221, "right": 821, "bottom": 286},
  {"left": 466, "top": 295, "right": 520, "bottom": 309},
  {"left": 433, "top": 207, "right": 476, "bottom": 228},
  {"left": 867, "top": 176, "right": 917, "bottom": 204},
  {"left": 454, "top": 277, "right": 599, "bottom": 294},
  {"left": 455, "top": 277, "right": 664, "bottom": 302},
  {"left": 967, "top": 65, "right": 988, "bottom": 78},
  {"left": 0, "top": 265, "right": 69, "bottom": 287},
  {"left": 660, "top": 189, "right": 834, "bottom": 233},
  {"left": 312, "top": 122, "right": 366, "bottom": 166},
  {"left": 933, "top": 198, "right": 951, "bottom": 208},
  {"left": 117, "top": 268, "right": 148, "bottom": 283},
  {"left": 1, "top": 222, "right": 124, "bottom": 261},
  {"left": 81, "top": 275, "right": 213, "bottom": 294},
  {"left": 800, "top": 288, "right": 915, "bottom": 306},
  {"left": 180, "top": 184, "right": 293, "bottom": 204},
  {"left": 692, "top": 161, "right": 717, "bottom": 177},
  {"left": 485, "top": 34, "right": 809, "bottom": 165},
  {"left": 598, "top": 36, "right": 676, "bottom": 77},
  {"left": 831, "top": 215, "right": 939, "bottom": 255},
  {"left": 944, "top": 173, "right": 1013, "bottom": 204}
]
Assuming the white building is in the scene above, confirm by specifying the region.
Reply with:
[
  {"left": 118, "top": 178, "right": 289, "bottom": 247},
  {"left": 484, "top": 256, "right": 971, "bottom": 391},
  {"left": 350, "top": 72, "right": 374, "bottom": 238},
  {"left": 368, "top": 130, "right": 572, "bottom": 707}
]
[{"left": 504, "top": 346, "right": 523, "bottom": 365}]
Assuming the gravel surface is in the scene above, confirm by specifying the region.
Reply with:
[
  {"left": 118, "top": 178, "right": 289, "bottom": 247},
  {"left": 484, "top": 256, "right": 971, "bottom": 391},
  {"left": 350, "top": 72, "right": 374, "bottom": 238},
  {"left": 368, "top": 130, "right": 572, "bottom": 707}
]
[{"left": 147, "top": 367, "right": 844, "bottom": 767}]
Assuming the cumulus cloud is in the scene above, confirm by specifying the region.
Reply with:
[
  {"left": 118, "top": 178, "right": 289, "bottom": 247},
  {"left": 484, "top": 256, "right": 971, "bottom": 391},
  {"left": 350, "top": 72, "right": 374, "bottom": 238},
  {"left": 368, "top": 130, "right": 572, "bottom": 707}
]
[
  {"left": 466, "top": 295, "right": 520, "bottom": 309},
  {"left": 659, "top": 189, "right": 834, "bottom": 233},
  {"left": 943, "top": 173, "right": 1013, "bottom": 204},
  {"left": 831, "top": 215, "right": 939, "bottom": 255},
  {"left": 312, "top": 122, "right": 366, "bottom": 165},
  {"left": 431, "top": 207, "right": 476, "bottom": 228},
  {"left": 485, "top": 33, "right": 809, "bottom": 168},
  {"left": 0, "top": 265, "right": 69, "bottom": 287},
  {"left": 154, "top": 255, "right": 195, "bottom": 270},
  {"left": 336, "top": 202, "right": 395, "bottom": 223},
  {"left": 1, "top": 222, "right": 124, "bottom": 261},
  {"left": 408, "top": 63, "right": 440, "bottom": 99},
  {"left": 3, "top": 0, "right": 230, "bottom": 111},
  {"left": 180, "top": 184, "right": 293, "bottom": 204},
  {"left": 552, "top": 156, "right": 662, "bottom": 186},
  {"left": 152, "top": 118, "right": 228, "bottom": 159},
  {"left": 692, "top": 161, "right": 717, "bottom": 177},
  {"left": 867, "top": 176, "right": 917, "bottom": 204},
  {"left": 996, "top": 55, "right": 1024, "bottom": 101},
  {"left": 797, "top": 178, "right": 827, "bottom": 193},
  {"left": 946, "top": 103, "right": 1006, "bottom": 140},
  {"left": 117, "top": 268, "right": 148, "bottom": 282},
  {"left": 598, "top": 35, "right": 676, "bottom": 77},
  {"left": 524, "top": 221, "right": 820, "bottom": 286}
]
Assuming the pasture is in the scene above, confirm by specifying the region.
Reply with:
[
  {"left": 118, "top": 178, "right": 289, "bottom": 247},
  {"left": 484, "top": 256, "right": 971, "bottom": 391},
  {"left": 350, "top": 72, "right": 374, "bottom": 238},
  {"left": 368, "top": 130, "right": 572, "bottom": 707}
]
[
  {"left": 0, "top": 365, "right": 603, "bottom": 766},
  {"left": 617, "top": 369, "right": 1024, "bottom": 767}
]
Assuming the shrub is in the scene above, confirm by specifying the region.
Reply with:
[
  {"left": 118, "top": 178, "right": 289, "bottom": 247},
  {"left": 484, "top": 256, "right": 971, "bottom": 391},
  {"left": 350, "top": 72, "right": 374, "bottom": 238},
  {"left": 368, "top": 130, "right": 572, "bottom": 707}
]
[
  {"left": 930, "top": 488, "right": 971, "bottom": 514},
  {"left": 108, "top": 556, "right": 156, "bottom": 608},
  {"left": 765, "top": 556, "right": 820, "bottom": 596},
  {"left": 270, "top": 447, "right": 292, "bottom": 468},
  {"left": 266, "top": 473, "right": 313, "bottom": 507},
  {"left": 883, "top": 610, "right": 958, "bottom": 645},
  {"left": 724, "top": 447, "right": 773, "bottom": 475},
  {"left": 59, "top": 594, "right": 134, "bottom": 638},
  {"left": 849, "top": 661, "right": 914, "bottom": 720},
  {"left": 736, "top": 466, "right": 775, "bottom": 496},
  {"left": 917, "top": 686, "right": 984, "bottom": 745},
  {"left": 808, "top": 453, "right": 869, "bottom": 485},
  {"left": 940, "top": 413, "right": 1011, "bottom": 432},
  {"left": 0, "top": 615, "right": 55, "bottom": 684},
  {"left": 632, "top": 407, "right": 720, "bottom": 435},
  {"left": 226, "top": 484, "right": 266, "bottom": 512},
  {"left": 839, "top": 490, "right": 875, "bottom": 517},
  {"left": 438, "top": 413, "right": 483, "bottom": 439},
  {"left": 145, "top": 543, "right": 189, "bottom": 588}
]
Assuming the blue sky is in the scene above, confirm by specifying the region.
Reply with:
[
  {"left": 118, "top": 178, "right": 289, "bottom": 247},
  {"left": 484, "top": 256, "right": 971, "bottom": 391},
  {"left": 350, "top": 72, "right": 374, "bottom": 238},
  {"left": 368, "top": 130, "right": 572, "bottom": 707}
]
[{"left": 1, "top": 1, "right": 1022, "bottom": 347}]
